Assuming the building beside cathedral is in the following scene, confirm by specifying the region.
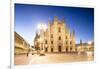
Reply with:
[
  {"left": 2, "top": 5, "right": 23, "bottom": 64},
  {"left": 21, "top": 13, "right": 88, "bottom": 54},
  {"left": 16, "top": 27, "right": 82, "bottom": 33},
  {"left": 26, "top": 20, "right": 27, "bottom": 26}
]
[
  {"left": 14, "top": 32, "right": 30, "bottom": 55},
  {"left": 34, "top": 17, "right": 76, "bottom": 53},
  {"left": 76, "top": 40, "right": 94, "bottom": 52}
]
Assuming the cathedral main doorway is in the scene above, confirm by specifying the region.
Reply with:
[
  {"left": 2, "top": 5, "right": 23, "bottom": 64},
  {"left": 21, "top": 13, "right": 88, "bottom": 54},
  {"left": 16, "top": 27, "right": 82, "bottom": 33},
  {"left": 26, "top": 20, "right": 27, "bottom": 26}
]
[
  {"left": 51, "top": 48, "right": 53, "bottom": 52},
  {"left": 66, "top": 47, "right": 68, "bottom": 52}
]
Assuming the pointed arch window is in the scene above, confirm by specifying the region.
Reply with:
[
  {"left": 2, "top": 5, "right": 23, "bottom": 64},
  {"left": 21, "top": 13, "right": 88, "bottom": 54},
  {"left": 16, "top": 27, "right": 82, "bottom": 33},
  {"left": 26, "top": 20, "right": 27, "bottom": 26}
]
[
  {"left": 51, "top": 34, "right": 53, "bottom": 38},
  {"left": 45, "top": 40, "right": 47, "bottom": 44},
  {"left": 70, "top": 41, "right": 72, "bottom": 45},
  {"left": 58, "top": 27, "right": 61, "bottom": 32},
  {"left": 59, "top": 36, "right": 61, "bottom": 40},
  {"left": 51, "top": 41, "right": 53, "bottom": 44},
  {"left": 66, "top": 41, "right": 68, "bottom": 44},
  {"left": 66, "top": 36, "right": 67, "bottom": 39}
]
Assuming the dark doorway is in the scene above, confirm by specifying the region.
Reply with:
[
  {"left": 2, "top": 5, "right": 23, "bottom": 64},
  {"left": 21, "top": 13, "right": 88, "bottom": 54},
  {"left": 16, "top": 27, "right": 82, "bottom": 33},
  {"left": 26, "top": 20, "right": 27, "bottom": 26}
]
[
  {"left": 70, "top": 47, "right": 72, "bottom": 51},
  {"left": 58, "top": 46, "right": 61, "bottom": 52},
  {"left": 45, "top": 48, "right": 48, "bottom": 52},
  {"left": 51, "top": 48, "right": 53, "bottom": 52},
  {"left": 66, "top": 47, "right": 68, "bottom": 52}
]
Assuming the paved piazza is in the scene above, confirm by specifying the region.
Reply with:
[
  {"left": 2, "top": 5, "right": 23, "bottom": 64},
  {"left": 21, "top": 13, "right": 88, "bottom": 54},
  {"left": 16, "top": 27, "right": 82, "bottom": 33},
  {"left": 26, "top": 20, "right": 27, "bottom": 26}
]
[{"left": 14, "top": 53, "right": 94, "bottom": 65}]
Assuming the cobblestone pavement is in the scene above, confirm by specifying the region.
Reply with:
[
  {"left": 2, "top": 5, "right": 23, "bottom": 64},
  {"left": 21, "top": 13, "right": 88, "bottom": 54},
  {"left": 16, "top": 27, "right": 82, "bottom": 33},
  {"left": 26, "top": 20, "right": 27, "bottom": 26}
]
[{"left": 14, "top": 53, "right": 94, "bottom": 65}]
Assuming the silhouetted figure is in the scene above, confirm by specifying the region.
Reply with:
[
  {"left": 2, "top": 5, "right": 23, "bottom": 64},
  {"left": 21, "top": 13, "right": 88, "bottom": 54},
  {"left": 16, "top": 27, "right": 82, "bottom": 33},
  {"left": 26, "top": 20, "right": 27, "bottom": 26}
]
[{"left": 27, "top": 48, "right": 30, "bottom": 57}]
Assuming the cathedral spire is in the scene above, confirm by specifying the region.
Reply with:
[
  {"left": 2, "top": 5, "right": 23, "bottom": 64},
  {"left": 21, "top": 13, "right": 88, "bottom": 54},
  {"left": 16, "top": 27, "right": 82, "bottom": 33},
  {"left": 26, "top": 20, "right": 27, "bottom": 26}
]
[
  {"left": 54, "top": 16, "right": 58, "bottom": 21},
  {"left": 62, "top": 18, "right": 65, "bottom": 23},
  {"left": 54, "top": 16, "right": 58, "bottom": 25},
  {"left": 72, "top": 30, "right": 75, "bottom": 36},
  {"left": 48, "top": 17, "right": 51, "bottom": 25},
  {"left": 67, "top": 22, "right": 70, "bottom": 32},
  {"left": 80, "top": 40, "right": 83, "bottom": 47},
  {"left": 80, "top": 40, "right": 82, "bottom": 44}
]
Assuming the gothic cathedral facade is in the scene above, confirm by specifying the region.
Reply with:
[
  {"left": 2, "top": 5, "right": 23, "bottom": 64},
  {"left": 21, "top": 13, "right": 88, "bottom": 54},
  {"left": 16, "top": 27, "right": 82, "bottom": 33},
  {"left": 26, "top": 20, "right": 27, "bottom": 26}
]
[{"left": 34, "top": 17, "right": 76, "bottom": 53}]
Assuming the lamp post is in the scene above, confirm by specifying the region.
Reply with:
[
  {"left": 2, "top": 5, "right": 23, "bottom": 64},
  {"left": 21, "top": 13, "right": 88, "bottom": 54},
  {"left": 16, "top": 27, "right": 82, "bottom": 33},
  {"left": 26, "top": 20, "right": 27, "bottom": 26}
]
[{"left": 37, "top": 23, "right": 47, "bottom": 56}]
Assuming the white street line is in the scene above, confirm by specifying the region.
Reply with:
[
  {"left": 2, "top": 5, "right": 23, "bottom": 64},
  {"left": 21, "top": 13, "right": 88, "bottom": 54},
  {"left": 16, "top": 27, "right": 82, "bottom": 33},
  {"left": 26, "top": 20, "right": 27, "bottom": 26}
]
[
  {"left": 28, "top": 54, "right": 38, "bottom": 65},
  {"left": 28, "top": 58, "right": 34, "bottom": 65}
]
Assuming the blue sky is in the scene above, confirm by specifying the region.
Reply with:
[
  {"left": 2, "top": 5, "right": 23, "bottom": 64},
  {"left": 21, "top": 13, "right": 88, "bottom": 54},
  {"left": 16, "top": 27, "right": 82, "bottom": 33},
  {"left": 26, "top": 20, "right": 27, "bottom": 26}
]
[{"left": 15, "top": 4, "right": 94, "bottom": 45}]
